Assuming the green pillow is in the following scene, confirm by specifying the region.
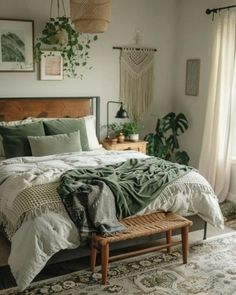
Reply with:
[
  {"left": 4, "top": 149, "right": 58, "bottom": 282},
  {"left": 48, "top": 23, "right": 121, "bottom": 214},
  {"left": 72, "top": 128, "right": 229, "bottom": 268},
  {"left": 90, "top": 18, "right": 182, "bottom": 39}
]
[
  {"left": 43, "top": 117, "right": 100, "bottom": 151},
  {"left": 43, "top": 119, "right": 81, "bottom": 135},
  {"left": 28, "top": 131, "right": 82, "bottom": 157},
  {"left": 2, "top": 135, "right": 32, "bottom": 158},
  {"left": 0, "top": 121, "right": 45, "bottom": 137},
  {"left": 0, "top": 121, "right": 45, "bottom": 158}
]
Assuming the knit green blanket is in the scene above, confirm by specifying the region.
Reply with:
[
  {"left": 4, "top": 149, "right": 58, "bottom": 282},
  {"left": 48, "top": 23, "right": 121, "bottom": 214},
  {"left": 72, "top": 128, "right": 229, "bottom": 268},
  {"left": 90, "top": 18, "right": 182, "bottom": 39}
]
[{"left": 58, "top": 157, "right": 192, "bottom": 220}]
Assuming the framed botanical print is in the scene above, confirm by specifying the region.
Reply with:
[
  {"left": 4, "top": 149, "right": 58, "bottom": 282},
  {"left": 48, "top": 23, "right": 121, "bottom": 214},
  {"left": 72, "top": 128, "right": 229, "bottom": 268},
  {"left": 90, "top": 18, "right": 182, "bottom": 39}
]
[
  {"left": 0, "top": 19, "right": 34, "bottom": 72},
  {"left": 185, "top": 59, "right": 200, "bottom": 96},
  {"left": 40, "top": 51, "right": 63, "bottom": 80}
]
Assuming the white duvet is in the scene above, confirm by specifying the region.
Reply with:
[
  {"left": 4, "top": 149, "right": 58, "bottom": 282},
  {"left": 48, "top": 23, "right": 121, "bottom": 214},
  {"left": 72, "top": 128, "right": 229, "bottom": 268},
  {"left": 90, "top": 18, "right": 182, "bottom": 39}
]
[{"left": 0, "top": 149, "right": 224, "bottom": 291}]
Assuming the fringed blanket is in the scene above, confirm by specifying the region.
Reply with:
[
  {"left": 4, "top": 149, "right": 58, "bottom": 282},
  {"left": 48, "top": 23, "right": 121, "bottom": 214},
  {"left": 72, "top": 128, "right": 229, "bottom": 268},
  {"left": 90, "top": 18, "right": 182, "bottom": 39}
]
[
  {"left": 0, "top": 182, "right": 66, "bottom": 240},
  {"left": 57, "top": 157, "right": 192, "bottom": 236}
]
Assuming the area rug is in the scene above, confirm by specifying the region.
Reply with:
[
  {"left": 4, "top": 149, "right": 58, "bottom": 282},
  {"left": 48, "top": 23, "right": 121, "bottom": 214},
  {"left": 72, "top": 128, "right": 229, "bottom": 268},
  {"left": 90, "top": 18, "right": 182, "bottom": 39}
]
[
  {"left": 220, "top": 200, "right": 236, "bottom": 229},
  {"left": 1, "top": 232, "right": 236, "bottom": 295}
]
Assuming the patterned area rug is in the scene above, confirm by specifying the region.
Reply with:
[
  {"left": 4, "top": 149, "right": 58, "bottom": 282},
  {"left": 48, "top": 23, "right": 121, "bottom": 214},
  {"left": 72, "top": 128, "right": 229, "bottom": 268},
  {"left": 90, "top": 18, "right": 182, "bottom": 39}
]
[
  {"left": 220, "top": 200, "right": 236, "bottom": 229},
  {"left": 1, "top": 232, "right": 236, "bottom": 295}
]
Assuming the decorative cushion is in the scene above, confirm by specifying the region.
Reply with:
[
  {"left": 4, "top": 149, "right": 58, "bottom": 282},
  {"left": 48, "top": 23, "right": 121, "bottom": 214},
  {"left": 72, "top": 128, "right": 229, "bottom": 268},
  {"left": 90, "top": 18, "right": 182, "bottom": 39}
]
[
  {"left": 43, "top": 118, "right": 81, "bottom": 135},
  {"left": 82, "top": 115, "right": 101, "bottom": 150},
  {"left": 28, "top": 131, "right": 82, "bottom": 157},
  {"left": 0, "top": 118, "right": 34, "bottom": 157},
  {"left": 0, "top": 121, "right": 45, "bottom": 158},
  {"left": 2, "top": 136, "right": 32, "bottom": 158},
  {"left": 43, "top": 116, "right": 100, "bottom": 151}
]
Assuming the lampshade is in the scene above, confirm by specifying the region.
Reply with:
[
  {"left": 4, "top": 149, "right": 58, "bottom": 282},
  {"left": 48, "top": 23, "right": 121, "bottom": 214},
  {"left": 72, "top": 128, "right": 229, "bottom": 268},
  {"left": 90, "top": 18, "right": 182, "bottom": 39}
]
[
  {"left": 70, "top": 0, "right": 112, "bottom": 33},
  {"left": 115, "top": 104, "right": 128, "bottom": 119},
  {"left": 106, "top": 101, "right": 129, "bottom": 138}
]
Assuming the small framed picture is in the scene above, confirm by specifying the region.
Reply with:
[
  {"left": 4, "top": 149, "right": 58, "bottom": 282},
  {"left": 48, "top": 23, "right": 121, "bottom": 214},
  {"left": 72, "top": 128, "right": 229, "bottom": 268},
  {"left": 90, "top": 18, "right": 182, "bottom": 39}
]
[
  {"left": 40, "top": 51, "right": 63, "bottom": 80},
  {"left": 185, "top": 59, "right": 200, "bottom": 96},
  {"left": 0, "top": 19, "right": 34, "bottom": 72}
]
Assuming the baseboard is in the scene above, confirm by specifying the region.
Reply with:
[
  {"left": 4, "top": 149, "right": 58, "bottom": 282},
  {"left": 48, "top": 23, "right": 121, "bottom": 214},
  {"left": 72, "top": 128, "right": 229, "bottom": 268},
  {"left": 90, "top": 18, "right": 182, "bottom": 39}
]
[{"left": 227, "top": 192, "right": 236, "bottom": 204}]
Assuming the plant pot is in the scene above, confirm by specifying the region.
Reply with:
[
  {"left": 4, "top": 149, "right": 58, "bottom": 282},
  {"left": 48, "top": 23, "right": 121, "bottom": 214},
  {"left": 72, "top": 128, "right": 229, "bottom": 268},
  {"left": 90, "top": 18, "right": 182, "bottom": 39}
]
[
  {"left": 117, "top": 133, "right": 125, "bottom": 143},
  {"left": 129, "top": 134, "right": 139, "bottom": 142}
]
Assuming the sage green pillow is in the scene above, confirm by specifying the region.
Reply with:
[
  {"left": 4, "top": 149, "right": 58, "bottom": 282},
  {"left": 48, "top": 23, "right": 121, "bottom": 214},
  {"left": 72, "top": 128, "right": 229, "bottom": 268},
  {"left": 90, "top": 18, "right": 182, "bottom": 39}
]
[
  {"left": 0, "top": 121, "right": 45, "bottom": 137},
  {"left": 2, "top": 135, "right": 32, "bottom": 158},
  {"left": 43, "top": 119, "right": 81, "bottom": 135},
  {"left": 43, "top": 117, "right": 100, "bottom": 151},
  {"left": 28, "top": 131, "right": 82, "bottom": 157},
  {"left": 0, "top": 121, "right": 45, "bottom": 158}
]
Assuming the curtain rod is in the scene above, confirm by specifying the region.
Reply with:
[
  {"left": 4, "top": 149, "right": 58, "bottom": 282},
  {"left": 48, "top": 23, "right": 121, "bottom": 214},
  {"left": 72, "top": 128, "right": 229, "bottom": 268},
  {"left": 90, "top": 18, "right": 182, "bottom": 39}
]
[
  {"left": 206, "top": 4, "right": 236, "bottom": 15},
  {"left": 113, "top": 46, "right": 157, "bottom": 52}
]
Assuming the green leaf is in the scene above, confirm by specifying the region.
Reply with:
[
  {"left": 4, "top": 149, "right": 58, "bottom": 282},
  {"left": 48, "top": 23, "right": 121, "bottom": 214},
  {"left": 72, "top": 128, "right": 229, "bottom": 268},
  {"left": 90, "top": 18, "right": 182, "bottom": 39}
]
[
  {"left": 144, "top": 112, "right": 189, "bottom": 163},
  {"left": 174, "top": 150, "right": 190, "bottom": 165}
]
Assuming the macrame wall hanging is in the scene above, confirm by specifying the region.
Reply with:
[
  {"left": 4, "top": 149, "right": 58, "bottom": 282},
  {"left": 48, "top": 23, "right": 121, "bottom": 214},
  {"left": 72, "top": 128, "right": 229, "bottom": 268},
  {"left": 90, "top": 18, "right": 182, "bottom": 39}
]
[{"left": 113, "top": 46, "right": 156, "bottom": 121}]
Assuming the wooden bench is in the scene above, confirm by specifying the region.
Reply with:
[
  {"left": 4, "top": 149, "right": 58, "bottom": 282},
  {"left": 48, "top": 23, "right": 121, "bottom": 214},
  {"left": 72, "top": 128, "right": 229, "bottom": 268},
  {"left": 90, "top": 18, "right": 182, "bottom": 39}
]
[{"left": 91, "top": 212, "right": 193, "bottom": 284}]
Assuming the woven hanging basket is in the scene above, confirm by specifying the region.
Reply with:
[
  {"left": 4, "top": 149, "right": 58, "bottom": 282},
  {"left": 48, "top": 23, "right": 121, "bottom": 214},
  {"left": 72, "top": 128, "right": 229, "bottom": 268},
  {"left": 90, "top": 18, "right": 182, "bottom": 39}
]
[{"left": 70, "top": 0, "right": 111, "bottom": 33}]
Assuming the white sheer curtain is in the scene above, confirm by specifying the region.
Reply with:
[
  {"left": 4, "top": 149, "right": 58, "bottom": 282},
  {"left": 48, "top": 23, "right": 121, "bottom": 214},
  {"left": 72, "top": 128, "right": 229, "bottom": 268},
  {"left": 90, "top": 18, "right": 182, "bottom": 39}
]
[{"left": 199, "top": 9, "right": 236, "bottom": 202}]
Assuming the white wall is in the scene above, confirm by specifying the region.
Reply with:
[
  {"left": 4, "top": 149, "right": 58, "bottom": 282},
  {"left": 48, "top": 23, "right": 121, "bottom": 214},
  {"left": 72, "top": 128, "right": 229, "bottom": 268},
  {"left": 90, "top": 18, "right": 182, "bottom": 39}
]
[
  {"left": 174, "top": 0, "right": 236, "bottom": 168},
  {"left": 174, "top": 0, "right": 236, "bottom": 201},
  {"left": 0, "top": 0, "right": 178, "bottom": 139}
]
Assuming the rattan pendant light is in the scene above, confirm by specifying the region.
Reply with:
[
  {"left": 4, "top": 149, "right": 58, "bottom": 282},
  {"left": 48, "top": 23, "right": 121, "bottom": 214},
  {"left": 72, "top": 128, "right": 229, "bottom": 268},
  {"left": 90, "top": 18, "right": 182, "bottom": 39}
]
[{"left": 70, "top": 0, "right": 111, "bottom": 33}]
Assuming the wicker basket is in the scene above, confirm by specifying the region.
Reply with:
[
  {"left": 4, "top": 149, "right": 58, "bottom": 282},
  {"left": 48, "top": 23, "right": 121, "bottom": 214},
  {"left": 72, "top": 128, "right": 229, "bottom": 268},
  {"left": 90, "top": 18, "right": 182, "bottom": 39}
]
[{"left": 70, "top": 0, "right": 112, "bottom": 33}]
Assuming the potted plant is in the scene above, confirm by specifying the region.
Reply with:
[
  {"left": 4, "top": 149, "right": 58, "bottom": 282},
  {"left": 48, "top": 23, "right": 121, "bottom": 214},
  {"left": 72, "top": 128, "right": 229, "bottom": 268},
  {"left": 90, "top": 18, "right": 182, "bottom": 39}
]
[
  {"left": 144, "top": 112, "right": 190, "bottom": 165},
  {"left": 122, "top": 121, "right": 140, "bottom": 141},
  {"left": 107, "top": 123, "right": 124, "bottom": 138},
  {"left": 34, "top": 16, "right": 97, "bottom": 78}
]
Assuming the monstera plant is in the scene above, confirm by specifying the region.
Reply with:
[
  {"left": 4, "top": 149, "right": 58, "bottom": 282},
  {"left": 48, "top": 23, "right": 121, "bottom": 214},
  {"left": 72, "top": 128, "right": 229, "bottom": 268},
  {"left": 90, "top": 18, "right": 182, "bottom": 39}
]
[
  {"left": 144, "top": 112, "right": 190, "bottom": 165},
  {"left": 34, "top": 16, "right": 97, "bottom": 78}
]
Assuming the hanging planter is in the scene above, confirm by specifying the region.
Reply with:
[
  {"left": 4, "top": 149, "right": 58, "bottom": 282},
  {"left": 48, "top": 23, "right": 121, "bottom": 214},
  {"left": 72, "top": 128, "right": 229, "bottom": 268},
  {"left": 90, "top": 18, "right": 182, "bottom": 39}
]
[
  {"left": 34, "top": 1, "right": 98, "bottom": 78},
  {"left": 70, "top": 0, "right": 111, "bottom": 33}
]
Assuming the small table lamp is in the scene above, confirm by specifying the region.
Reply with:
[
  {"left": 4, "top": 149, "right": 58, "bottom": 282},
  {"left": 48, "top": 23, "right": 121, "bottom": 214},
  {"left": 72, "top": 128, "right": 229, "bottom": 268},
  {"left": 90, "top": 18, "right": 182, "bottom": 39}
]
[{"left": 107, "top": 101, "right": 128, "bottom": 138}]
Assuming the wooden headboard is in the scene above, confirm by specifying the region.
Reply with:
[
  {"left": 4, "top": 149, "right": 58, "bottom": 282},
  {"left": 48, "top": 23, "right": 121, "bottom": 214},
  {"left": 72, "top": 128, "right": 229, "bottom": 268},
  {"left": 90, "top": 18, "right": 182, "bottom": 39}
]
[{"left": 0, "top": 96, "right": 100, "bottom": 139}]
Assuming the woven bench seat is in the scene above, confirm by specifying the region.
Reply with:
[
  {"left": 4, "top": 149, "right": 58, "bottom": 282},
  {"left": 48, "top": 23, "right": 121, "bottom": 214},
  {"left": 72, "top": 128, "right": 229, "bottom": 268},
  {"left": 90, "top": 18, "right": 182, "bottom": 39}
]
[{"left": 91, "top": 212, "right": 192, "bottom": 284}]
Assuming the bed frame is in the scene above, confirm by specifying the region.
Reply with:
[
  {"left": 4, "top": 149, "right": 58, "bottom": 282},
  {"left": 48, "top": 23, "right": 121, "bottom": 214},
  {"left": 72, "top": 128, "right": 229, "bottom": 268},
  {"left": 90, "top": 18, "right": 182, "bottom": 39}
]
[
  {"left": 0, "top": 96, "right": 207, "bottom": 266},
  {"left": 0, "top": 96, "right": 100, "bottom": 139}
]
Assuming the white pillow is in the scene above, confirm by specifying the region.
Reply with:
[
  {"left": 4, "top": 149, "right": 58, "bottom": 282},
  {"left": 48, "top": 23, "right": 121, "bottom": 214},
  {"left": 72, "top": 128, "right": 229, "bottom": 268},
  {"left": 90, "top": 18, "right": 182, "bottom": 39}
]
[
  {"left": 28, "top": 131, "right": 82, "bottom": 157},
  {"left": 81, "top": 116, "right": 101, "bottom": 150}
]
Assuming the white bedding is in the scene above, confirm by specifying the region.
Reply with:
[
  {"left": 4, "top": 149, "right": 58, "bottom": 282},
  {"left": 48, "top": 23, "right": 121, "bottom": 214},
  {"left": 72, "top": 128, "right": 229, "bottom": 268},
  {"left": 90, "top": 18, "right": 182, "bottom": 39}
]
[{"left": 0, "top": 149, "right": 224, "bottom": 291}]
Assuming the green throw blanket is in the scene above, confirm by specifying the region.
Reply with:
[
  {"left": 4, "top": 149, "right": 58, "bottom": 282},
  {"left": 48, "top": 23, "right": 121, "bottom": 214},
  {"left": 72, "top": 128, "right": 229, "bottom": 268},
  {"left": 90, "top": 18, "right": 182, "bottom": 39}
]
[{"left": 57, "top": 158, "right": 192, "bottom": 235}]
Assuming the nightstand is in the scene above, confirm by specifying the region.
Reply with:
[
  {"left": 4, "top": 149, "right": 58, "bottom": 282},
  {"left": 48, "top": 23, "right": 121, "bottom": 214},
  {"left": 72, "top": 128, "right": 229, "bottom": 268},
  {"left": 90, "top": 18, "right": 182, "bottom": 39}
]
[{"left": 102, "top": 140, "right": 147, "bottom": 154}]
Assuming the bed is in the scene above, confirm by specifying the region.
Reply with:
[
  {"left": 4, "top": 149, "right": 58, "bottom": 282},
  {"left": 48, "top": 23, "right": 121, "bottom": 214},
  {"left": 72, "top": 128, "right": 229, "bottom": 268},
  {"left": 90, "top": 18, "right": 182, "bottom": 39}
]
[{"left": 0, "top": 96, "right": 224, "bottom": 291}]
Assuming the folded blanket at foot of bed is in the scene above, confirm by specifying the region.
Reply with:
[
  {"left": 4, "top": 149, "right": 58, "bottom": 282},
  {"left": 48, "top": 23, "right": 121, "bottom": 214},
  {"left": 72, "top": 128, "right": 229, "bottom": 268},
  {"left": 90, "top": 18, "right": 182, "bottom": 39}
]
[{"left": 57, "top": 157, "right": 192, "bottom": 236}]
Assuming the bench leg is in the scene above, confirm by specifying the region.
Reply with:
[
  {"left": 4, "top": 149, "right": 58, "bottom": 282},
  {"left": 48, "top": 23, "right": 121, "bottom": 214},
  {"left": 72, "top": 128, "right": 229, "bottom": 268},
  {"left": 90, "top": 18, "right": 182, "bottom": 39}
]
[
  {"left": 181, "top": 225, "right": 189, "bottom": 264},
  {"left": 91, "top": 239, "right": 97, "bottom": 272},
  {"left": 166, "top": 229, "right": 172, "bottom": 253},
  {"left": 101, "top": 242, "right": 109, "bottom": 285}
]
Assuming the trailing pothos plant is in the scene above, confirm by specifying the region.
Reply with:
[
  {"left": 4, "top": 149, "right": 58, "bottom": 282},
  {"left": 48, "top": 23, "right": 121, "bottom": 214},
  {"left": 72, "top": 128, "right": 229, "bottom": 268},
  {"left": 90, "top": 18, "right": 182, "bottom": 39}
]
[
  {"left": 34, "top": 16, "right": 98, "bottom": 78},
  {"left": 144, "top": 112, "right": 190, "bottom": 165}
]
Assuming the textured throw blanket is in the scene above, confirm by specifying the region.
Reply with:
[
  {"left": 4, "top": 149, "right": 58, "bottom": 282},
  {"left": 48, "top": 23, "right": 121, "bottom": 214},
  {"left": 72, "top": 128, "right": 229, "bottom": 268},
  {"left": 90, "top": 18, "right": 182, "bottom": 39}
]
[{"left": 57, "top": 157, "right": 192, "bottom": 236}]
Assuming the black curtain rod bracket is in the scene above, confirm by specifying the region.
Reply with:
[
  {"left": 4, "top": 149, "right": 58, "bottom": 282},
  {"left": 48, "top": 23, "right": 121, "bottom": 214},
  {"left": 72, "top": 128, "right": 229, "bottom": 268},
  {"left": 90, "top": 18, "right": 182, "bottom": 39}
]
[
  {"left": 206, "top": 4, "right": 236, "bottom": 15},
  {"left": 113, "top": 46, "right": 157, "bottom": 52}
]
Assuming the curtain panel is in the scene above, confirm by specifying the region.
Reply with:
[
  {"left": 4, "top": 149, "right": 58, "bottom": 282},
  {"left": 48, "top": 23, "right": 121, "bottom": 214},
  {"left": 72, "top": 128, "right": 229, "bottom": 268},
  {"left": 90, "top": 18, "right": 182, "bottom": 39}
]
[{"left": 199, "top": 10, "right": 236, "bottom": 202}]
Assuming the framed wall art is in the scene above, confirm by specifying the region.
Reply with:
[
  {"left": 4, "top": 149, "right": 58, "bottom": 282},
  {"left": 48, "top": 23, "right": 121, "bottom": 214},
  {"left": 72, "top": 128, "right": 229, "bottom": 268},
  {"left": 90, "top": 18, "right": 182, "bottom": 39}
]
[
  {"left": 40, "top": 51, "right": 63, "bottom": 81},
  {"left": 185, "top": 59, "right": 200, "bottom": 96},
  {"left": 0, "top": 19, "right": 34, "bottom": 72}
]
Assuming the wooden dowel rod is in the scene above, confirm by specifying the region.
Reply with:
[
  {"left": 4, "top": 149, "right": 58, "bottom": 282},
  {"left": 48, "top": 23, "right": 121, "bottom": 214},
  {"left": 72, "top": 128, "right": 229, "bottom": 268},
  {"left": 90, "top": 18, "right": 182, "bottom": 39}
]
[{"left": 112, "top": 46, "right": 157, "bottom": 52}]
